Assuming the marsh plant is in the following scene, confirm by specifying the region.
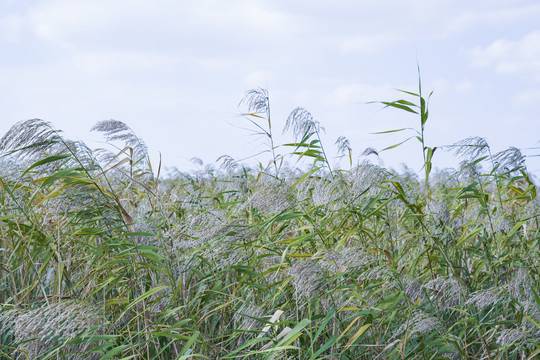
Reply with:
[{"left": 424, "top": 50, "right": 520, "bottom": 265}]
[{"left": 0, "top": 75, "right": 539, "bottom": 359}]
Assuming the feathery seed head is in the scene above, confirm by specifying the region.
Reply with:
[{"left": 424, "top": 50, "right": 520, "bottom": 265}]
[
  {"left": 288, "top": 259, "right": 326, "bottom": 299},
  {"left": 465, "top": 286, "right": 506, "bottom": 310},
  {"left": 202, "top": 225, "right": 255, "bottom": 269},
  {"left": 423, "top": 276, "right": 466, "bottom": 311},
  {"left": 240, "top": 88, "right": 269, "bottom": 114},
  {"left": 0, "top": 119, "right": 62, "bottom": 161},
  {"left": 336, "top": 136, "right": 351, "bottom": 156},
  {"left": 508, "top": 268, "right": 533, "bottom": 301},
  {"left": 190, "top": 157, "right": 204, "bottom": 167},
  {"left": 358, "top": 266, "right": 398, "bottom": 290},
  {"left": 426, "top": 196, "right": 451, "bottom": 226},
  {"left": 452, "top": 136, "right": 490, "bottom": 160},
  {"left": 245, "top": 178, "right": 295, "bottom": 214},
  {"left": 234, "top": 303, "right": 264, "bottom": 331},
  {"left": 91, "top": 119, "right": 149, "bottom": 168},
  {"left": 401, "top": 276, "right": 426, "bottom": 303},
  {"left": 3, "top": 301, "right": 103, "bottom": 358},
  {"left": 217, "top": 154, "right": 239, "bottom": 173},
  {"left": 347, "top": 162, "right": 387, "bottom": 201},
  {"left": 283, "top": 107, "right": 324, "bottom": 140},
  {"left": 309, "top": 177, "right": 345, "bottom": 207},
  {"left": 496, "top": 328, "right": 527, "bottom": 348},
  {"left": 320, "top": 247, "right": 377, "bottom": 274},
  {"left": 395, "top": 310, "right": 441, "bottom": 338},
  {"left": 362, "top": 147, "right": 379, "bottom": 157},
  {"left": 457, "top": 159, "right": 484, "bottom": 182},
  {"left": 45, "top": 266, "right": 56, "bottom": 288},
  {"left": 493, "top": 147, "right": 526, "bottom": 173},
  {"left": 90, "top": 120, "right": 141, "bottom": 150}
]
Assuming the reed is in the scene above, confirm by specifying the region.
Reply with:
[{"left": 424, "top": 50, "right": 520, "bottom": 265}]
[{"left": 0, "top": 78, "right": 539, "bottom": 359}]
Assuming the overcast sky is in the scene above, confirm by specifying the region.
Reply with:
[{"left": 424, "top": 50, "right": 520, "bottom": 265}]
[{"left": 1, "top": 0, "right": 539, "bottom": 177}]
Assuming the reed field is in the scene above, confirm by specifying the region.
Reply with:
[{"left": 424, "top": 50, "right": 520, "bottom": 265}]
[{"left": 1, "top": 81, "right": 539, "bottom": 359}]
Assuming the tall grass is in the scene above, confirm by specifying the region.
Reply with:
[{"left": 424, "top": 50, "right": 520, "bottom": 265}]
[{"left": 0, "top": 81, "right": 539, "bottom": 359}]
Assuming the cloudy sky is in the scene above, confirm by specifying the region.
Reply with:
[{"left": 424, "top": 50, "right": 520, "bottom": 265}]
[{"left": 1, "top": 0, "right": 539, "bottom": 176}]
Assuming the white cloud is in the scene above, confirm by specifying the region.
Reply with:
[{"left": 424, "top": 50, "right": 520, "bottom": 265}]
[
  {"left": 24, "top": 0, "right": 305, "bottom": 48},
  {"left": 72, "top": 51, "right": 180, "bottom": 74},
  {"left": 0, "top": 14, "right": 25, "bottom": 42},
  {"left": 243, "top": 71, "right": 269, "bottom": 88},
  {"left": 513, "top": 89, "right": 540, "bottom": 106},
  {"left": 438, "top": 4, "right": 540, "bottom": 38},
  {"left": 16, "top": 0, "right": 316, "bottom": 74},
  {"left": 339, "top": 34, "right": 399, "bottom": 54},
  {"left": 455, "top": 79, "right": 473, "bottom": 92},
  {"left": 467, "top": 30, "right": 540, "bottom": 81},
  {"left": 27, "top": 1, "right": 120, "bottom": 46},
  {"left": 324, "top": 83, "right": 394, "bottom": 106},
  {"left": 188, "top": 0, "right": 302, "bottom": 34}
]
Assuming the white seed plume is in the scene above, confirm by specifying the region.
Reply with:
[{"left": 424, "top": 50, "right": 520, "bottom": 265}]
[
  {"left": 465, "top": 286, "right": 506, "bottom": 310},
  {"left": 1, "top": 301, "right": 104, "bottom": 359},
  {"left": 320, "top": 247, "right": 377, "bottom": 274},
  {"left": 423, "top": 276, "right": 466, "bottom": 311},
  {"left": 395, "top": 310, "right": 441, "bottom": 337},
  {"left": 288, "top": 259, "right": 326, "bottom": 299}
]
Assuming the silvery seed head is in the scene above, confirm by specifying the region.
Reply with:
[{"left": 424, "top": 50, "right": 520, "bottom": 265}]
[
  {"left": 433, "top": 168, "right": 461, "bottom": 189},
  {"left": 362, "top": 147, "right": 379, "bottom": 157},
  {"left": 401, "top": 276, "right": 426, "bottom": 303},
  {"left": 395, "top": 310, "right": 441, "bottom": 338},
  {"left": 0, "top": 156, "right": 23, "bottom": 181},
  {"left": 240, "top": 88, "right": 269, "bottom": 114},
  {"left": 465, "top": 286, "right": 507, "bottom": 310},
  {"left": 217, "top": 154, "right": 239, "bottom": 173},
  {"left": 320, "top": 247, "right": 377, "bottom": 275},
  {"left": 452, "top": 136, "right": 490, "bottom": 161},
  {"left": 7, "top": 301, "right": 104, "bottom": 359},
  {"left": 202, "top": 225, "right": 255, "bottom": 269},
  {"left": 336, "top": 136, "right": 352, "bottom": 157},
  {"left": 91, "top": 120, "right": 150, "bottom": 177},
  {"left": 45, "top": 266, "right": 56, "bottom": 288},
  {"left": 457, "top": 159, "right": 483, "bottom": 183},
  {"left": 508, "top": 268, "right": 533, "bottom": 301},
  {"left": 358, "top": 265, "right": 397, "bottom": 285},
  {"left": 346, "top": 162, "right": 387, "bottom": 202},
  {"left": 493, "top": 147, "right": 525, "bottom": 173},
  {"left": 311, "top": 176, "right": 347, "bottom": 207},
  {"left": 91, "top": 120, "right": 148, "bottom": 157},
  {"left": 283, "top": 107, "right": 324, "bottom": 140},
  {"left": 244, "top": 177, "right": 295, "bottom": 214},
  {"left": 496, "top": 328, "right": 526, "bottom": 348},
  {"left": 0, "top": 308, "right": 18, "bottom": 335},
  {"left": 426, "top": 196, "right": 451, "bottom": 226},
  {"left": 0, "top": 119, "right": 62, "bottom": 162},
  {"left": 423, "top": 276, "right": 466, "bottom": 311},
  {"left": 234, "top": 303, "right": 264, "bottom": 331},
  {"left": 520, "top": 301, "right": 540, "bottom": 337},
  {"left": 288, "top": 259, "right": 326, "bottom": 300},
  {"left": 215, "top": 172, "right": 248, "bottom": 197}
]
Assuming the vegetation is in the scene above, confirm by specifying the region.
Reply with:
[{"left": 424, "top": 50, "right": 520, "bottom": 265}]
[{"left": 0, "top": 80, "right": 539, "bottom": 359}]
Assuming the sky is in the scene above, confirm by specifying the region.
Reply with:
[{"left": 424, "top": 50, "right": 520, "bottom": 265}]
[{"left": 0, "top": 0, "right": 539, "bottom": 178}]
